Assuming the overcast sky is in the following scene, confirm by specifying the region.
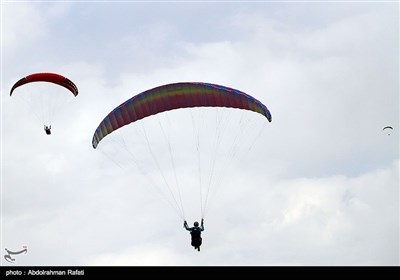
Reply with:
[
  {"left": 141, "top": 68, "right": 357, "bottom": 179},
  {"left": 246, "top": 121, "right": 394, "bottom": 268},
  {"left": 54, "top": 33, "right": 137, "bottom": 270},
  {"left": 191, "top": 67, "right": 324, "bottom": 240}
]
[{"left": 1, "top": 1, "right": 399, "bottom": 266}]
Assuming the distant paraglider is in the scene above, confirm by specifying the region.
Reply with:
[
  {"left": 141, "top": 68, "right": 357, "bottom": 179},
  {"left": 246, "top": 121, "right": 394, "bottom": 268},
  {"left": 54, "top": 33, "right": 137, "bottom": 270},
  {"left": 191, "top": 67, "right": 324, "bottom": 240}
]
[
  {"left": 383, "top": 126, "right": 393, "bottom": 136},
  {"left": 10, "top": 73, "right": 78, "bottom": 134}
]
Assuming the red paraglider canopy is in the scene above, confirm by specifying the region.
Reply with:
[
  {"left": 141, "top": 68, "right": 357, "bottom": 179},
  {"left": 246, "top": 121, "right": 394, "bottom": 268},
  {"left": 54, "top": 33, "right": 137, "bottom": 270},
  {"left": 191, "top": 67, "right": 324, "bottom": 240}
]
[{"left": 10, "top": 73, "right": 78, "bottom": 96}]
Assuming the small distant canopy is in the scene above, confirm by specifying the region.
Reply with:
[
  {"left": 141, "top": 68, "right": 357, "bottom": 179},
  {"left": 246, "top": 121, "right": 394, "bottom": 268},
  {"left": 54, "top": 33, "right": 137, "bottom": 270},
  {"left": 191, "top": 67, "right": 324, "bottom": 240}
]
[{"left": 383, "top": 126, "right": 393, "bottom": 135}]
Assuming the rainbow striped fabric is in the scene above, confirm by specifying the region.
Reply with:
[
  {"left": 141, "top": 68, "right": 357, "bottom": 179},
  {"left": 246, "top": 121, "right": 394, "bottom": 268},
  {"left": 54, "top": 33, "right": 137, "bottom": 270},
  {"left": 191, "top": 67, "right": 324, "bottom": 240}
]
[{"left": 92, "top": 82, "right": 271, "bottom": 148}]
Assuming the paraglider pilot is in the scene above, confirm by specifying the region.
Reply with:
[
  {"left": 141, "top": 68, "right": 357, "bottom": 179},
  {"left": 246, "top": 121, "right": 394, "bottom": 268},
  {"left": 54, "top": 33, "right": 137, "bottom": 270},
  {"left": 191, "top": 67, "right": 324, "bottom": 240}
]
[
  {"left": 44, "top": 125, "right": 51, "bottom": 135},
  {"left": 184, "top": 218, "right": 204, "bottom": 251}
]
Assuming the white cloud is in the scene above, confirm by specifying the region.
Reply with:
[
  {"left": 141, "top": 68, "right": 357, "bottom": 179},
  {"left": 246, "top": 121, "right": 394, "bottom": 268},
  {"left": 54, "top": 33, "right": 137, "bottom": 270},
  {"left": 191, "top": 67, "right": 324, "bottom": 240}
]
[
  {"left": 85, "top": 246, "right": 184, "bottom": 266},
  {"left": 2, "top": 2, "right": 71, "bottom": 53},
  {"left": 2, "top": 2, "right": 398, "bottom": 266}
]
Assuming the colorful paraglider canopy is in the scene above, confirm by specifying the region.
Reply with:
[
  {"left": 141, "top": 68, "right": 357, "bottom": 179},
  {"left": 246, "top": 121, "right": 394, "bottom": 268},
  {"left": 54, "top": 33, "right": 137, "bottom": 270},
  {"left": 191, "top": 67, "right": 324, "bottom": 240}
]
[
  {"left": 10, "top": 73, "right": 78, "bottom": 96},
  {"left": 92, "top": 82, "right": 272, "bottom": 148}
]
